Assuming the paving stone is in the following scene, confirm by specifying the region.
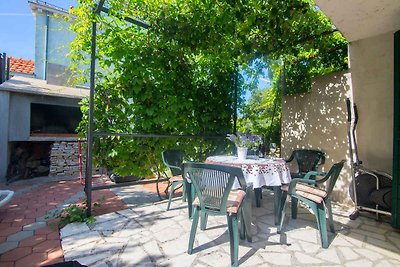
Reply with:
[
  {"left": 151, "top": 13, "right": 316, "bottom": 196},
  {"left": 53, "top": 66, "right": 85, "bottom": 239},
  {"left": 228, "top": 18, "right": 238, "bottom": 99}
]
[
  {"left": 115, "top": 208, "right": 136, "bottom": 218},
  {"left": 341, "top": 232, "right": 365, "bottom": 247},
  {"left": 161, "top": 235, "right": 191, "bottom": 257},
  {"left": 316, "top": 249, "right": 341, "bottom": 264},
  {"left": 389, "top": 259, "right": 400, "bottom": 266},
  {"left": 259, "top": 252, "right": 292, "bottom": 265},
  {"left": 375, "top": 260, "right": 398, "bottom": 267},
  {"left": 91, "top": 240, "right": 124, "bottom": 255},
  {"left": 338, "top": 246, "right": 360, "bottom": 261},
  {"left": 294, "top": 252, "right": 323, "bottom": 264},
  {"left": 239, "top": 254, "right": 266, "bottom": 267},
  {"left": 197, "top": 250, "right": 231, "bottom": 267},
  {"left": 284, "top": 242, "right": 302, "bottom": 252},
  {"left": 158, "top": 252, "right": 197, "bottom": 267},
  {"left": 351, "top": 228, "right": 386, "bottom": 241},
  {"left": 7, "top": 230, "right": 34, "bottom": 242},
  {"left": 92, "top": 218, "right": 127, "bottom": 232},
  {"left": 61, "top": 231, "right": 102, "bottom": 251},
  {"left": 142, "top": 240, "right": 165, "bottom": 264},
  {"left": 353, "top": 248, "right": 384, "bottom": 261},
  {"left": 94, "top": 212, "right": 122, "bottom": 224},
  {"left": 366, "top": 236, "right": 400, "bottom": 252},
  {"left": 363, "top": 243, "right": 400, "bottom": 260},
  {"left": 118, "top": 242, "right": 153, "bottom": 266},
  {"left": 388, "top": 236, "right": 400, "bottom": 249},
  {"left": 0, "top": 241, "right": 19, "bottom": 254},
  {"left": 112, "top": 222, "right": 149, "bottom": 238},
  {"left": 63, "top": 240, "right": 97, "bottom": 260},
  {"left": 288, "top": 229, "right": 319, "bottom": 244},
  {"left": 60, "top": 222, "right": 90, "bottom": 238},
  {"left": 22, "top": 221, "right": 47, "bottom": 231},
  {"left": 155, "top": 225, "right": 187, "bottom": 243},
  {"left": 344, "top": 259, "right": 373, "bottom": 267},
  {"left": 297, "top": 240, "right": 320, "bottom": 253},
  {"left": 149, "top": 215, "right": 178, "bottom": 233},
  {"left": 330, "top": 234, "right": 354, "bottom": 247},
  {"left": 74, "top": 251, "right": 113, "bottom": 266}
]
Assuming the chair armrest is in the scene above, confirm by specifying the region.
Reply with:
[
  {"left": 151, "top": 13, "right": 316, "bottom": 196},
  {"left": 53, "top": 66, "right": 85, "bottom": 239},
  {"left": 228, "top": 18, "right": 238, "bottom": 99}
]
[
  {"left": 237, "top": 175, "right": 248, "bottom": 191},
  {"left": 285, "top": 153, "right": 294, "bottom": 163},
  {"left": 319, "top": 154, "right": 326, "bottom": 165},
  {"left": 288, "top": 175, "right": 324, "bottom": 194},
  {"left": 303, "top": 171, "right": 326, "bottom": 180},
  {"left": 168, "top": 166, "right": 182, "bottom": 177}
]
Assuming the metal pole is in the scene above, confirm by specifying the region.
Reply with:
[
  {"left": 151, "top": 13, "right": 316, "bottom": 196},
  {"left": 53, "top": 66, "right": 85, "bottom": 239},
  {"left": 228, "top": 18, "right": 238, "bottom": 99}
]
[
  {"left": 85, "top": 20, "right": 97, "bottom": 217},
  {"left": 233, "top": 63, "right": 238, "bottom": 133},
  {"left": 6, "top": 57, "right": 10, "bottom": 80},
  {"left": 1, "top": 53, "right": 6, "bottom": 83},
  {"left": 44, "top": 11, "right": 49, "bottom": 80}
]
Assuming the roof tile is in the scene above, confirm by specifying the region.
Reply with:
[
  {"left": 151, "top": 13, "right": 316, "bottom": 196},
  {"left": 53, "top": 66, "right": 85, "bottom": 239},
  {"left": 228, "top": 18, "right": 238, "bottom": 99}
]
[{"left": 8, "top": 57, "right": 35, "bottom": 75}]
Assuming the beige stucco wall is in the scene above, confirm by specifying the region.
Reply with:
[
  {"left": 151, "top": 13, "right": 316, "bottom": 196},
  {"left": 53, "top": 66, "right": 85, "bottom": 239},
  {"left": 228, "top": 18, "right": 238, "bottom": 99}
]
[
  {"left": 281, "top": 70, "right": 353, "bottom": 203},
  {"left": 348, "top": 32, "right": 394, "bottom": 174}
]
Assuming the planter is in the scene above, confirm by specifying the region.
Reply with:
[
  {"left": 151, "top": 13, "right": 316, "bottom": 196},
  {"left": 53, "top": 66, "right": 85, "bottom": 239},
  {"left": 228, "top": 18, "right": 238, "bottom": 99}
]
[
  {"left": 237, "top": 147, "right": 248, "bottom": 160},
  {"left": 110, "top": 174, "right": 143, "bottom": 183}
]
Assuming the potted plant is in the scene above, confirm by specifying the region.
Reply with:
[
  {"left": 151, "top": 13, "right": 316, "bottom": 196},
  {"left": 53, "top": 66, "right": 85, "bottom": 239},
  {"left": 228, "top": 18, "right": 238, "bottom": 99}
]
[{"left": 226, "top": 133, "right": 261, "bottom": 160}]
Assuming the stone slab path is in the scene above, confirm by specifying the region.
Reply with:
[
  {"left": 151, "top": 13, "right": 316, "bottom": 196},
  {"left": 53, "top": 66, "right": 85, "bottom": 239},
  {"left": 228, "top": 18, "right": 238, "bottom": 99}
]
[{"left": 61, "top": 187, "right": 400, "bottom": 267}]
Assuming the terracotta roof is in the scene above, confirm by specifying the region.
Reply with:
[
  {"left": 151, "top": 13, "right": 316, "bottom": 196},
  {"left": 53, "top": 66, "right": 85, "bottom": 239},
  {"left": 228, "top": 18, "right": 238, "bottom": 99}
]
[{"left": 9, "top": 57, "right": 35, "bottom": 75}]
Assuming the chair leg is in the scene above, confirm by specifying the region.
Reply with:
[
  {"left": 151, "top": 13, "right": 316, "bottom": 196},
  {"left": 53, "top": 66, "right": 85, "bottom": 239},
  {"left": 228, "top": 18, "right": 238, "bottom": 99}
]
[
  {"left": 239, "top": 208, "right": 246, "bottom": 240},
  {"left": 314, "top": 203, "right": 329, "bottom": 248},
  {"left": 200, "top": 211, "right": 208, "bottom": 230},
  {"left": 182, "top": 182, "right": 187, "bottom": 202},
  {"left": 291, "top": 197, "right": 298, "bottom": 219},
  {"left": 243, "top": 198, "right": 252, "bottom": 242},
  {"left": 227, "top": 214, "right": 239, "bottom": 267},
  {"left": 186, "top": 182, "right": 194, "bottom": 219},
  {"left": 254, "top": 188, "right": 262, "bottom": 207},
  {"left": 188, "top": 207, "right": 200, "bottom": 254},
  {"left": 325, "top": 199, "right": 335, "bottom": 233},
  {"left": 166, "top": 181, "right": 178, "bottom": 211},
  {"left": 278, "top": 193, "right": 288, "bottom": 233}
]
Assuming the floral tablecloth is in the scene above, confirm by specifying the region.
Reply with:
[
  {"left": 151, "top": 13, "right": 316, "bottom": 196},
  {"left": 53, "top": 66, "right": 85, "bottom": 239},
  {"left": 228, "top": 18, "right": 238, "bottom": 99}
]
[{"left": 205, "top": 155, "right": 292, "bottom": 188}]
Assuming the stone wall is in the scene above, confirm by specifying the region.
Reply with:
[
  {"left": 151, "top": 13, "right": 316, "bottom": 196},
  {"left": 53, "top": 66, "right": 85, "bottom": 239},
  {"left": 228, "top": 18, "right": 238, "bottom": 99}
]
[
  {"left": 281, "top": 70, "right": 353, "bottom": 204},
  {"left": 49, "top": 141, "right": 81, "bottom": 176}
]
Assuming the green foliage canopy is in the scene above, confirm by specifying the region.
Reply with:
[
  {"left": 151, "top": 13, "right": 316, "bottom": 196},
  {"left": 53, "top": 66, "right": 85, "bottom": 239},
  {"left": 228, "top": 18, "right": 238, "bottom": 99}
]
[{"left": 70, "top": 0, "right": 347, "bottom": 176}]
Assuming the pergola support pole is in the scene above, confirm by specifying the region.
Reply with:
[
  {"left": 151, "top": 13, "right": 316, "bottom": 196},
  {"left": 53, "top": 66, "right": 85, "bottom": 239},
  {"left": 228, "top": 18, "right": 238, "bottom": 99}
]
[{"left": 85, "top": 19, "right": 97, "bottom": 217}]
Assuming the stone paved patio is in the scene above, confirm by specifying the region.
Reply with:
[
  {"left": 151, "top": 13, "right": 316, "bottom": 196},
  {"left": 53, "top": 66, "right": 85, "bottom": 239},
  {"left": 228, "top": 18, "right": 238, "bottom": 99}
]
[{"left": 61, "top": 187, "right": 400, "bottom": 267}]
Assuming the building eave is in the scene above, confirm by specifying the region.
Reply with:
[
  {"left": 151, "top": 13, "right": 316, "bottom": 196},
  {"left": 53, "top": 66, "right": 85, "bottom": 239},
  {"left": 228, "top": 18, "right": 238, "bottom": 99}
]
[
  {"left": 315, "top": 0, "right": 400, "bottom": 42},
  {"left": 0, "top": 76, "right": 88, "bottom": 99}
]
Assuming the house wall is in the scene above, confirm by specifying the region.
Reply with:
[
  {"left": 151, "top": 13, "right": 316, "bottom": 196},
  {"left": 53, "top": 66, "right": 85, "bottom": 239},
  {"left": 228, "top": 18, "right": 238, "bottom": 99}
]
[
  {"left": 348, "top": 32, "right": 394, "bottom": 174},
  {"left": 0, "top": 92, "right": 10, "bottom": 180},
  {"left": 34, "top": 13, "right": 75, "bottom": 81},
  {"left": 8, "top": 93, "right": 80, "bottom": 141},
  {"left": 281, "top": 70, "right": 353, "bottom": 203}
]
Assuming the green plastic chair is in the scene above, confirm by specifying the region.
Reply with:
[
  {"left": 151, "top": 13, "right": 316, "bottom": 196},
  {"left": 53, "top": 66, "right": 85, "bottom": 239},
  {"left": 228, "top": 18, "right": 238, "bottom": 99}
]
[
  {"left": 285, "top": 149, "right": 326, "bottom": 218},
  {"left": 278, "top": 160, "right": 344, "bottom": 248},
  {"left": 285, "top": 149, "right": 326, "bottom": 179},
  {"left": 184, "top": 162, "right": 252, "bottom": 267},
  {"left": 162, "top": 150, "right": 186, "bottom": 211}
]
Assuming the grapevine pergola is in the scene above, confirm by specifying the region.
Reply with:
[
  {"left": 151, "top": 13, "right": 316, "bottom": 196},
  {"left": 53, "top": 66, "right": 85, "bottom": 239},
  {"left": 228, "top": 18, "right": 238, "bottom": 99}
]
[{"left": 82, "top": 0, "right": 347, "bottom": 216}]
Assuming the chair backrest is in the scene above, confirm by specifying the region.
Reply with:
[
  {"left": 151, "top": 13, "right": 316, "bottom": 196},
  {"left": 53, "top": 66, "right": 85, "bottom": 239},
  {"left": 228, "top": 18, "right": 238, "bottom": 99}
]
[
  {"left": 318, "top": 160, "right": 345, "bottom": 197},
  {"left": 291, "top": 149, "right": 325, "bottom": 173},
  {"left": 183, "top": 162, "right": 245, "bottom": 215},
  {"left": 162, "top": 150, "right": 184, "bottom": 176}
]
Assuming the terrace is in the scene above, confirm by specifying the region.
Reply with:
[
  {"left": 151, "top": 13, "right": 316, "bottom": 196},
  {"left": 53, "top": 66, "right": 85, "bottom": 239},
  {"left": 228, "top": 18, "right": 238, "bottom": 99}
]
[
  {"left": 0, "top": 177, "right": 399, "bottom": 266},
  {"left": 1, "top": 0, "right": 400, "bottom": 266}
]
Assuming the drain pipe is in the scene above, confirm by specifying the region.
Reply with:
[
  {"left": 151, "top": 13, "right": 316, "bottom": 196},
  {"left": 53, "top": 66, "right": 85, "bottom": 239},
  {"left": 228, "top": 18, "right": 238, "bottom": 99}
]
[{"left": 43, "top": 11, "right": 49, "bottom": 80}]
